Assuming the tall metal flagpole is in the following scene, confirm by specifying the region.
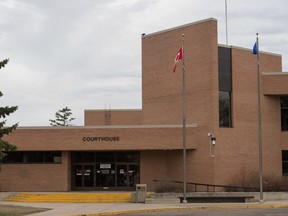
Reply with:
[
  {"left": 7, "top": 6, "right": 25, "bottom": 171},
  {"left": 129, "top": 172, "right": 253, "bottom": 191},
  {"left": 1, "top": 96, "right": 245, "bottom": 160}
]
[
  {"left": 182, "top": 34, "right": 187, "bottom": 204},
  {"left": 225, "top": 0, "right": 228, "bottom": 45},
  {"left": 256, "top": 33, "right": 264, "bottom": 204}
]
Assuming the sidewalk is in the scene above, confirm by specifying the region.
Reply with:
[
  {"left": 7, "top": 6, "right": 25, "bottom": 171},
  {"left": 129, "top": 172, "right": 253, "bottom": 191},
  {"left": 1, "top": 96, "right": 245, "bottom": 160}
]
[{"left": 1, "top": 199, "right": 288, "bottom": 216}]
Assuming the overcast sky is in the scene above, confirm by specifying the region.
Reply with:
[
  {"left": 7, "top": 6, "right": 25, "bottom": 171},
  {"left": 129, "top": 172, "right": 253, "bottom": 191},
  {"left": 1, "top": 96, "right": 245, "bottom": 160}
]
[{"left": 0, "top": 0, "right": 288, "bottom": 126}]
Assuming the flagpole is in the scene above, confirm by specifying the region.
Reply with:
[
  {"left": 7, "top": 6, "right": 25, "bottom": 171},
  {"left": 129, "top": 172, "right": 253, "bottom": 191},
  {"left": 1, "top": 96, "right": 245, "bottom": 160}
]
[
  {"left": 225, "top": 0, "right": 228, "bottom": 45},
  {"left": 256, "top": 33, "right": 264, "bottom": 204},
  {"left": 182, "top": 33, "right": 187, "bottom": 204}
]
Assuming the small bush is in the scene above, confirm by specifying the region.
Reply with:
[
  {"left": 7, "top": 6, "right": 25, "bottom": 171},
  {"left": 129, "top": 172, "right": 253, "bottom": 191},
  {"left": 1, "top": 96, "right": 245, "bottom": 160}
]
[
  {"left": 154, "top": 180, "right": 183, "bottom": 193},
  {"left": 226, "top": 166, "right": 288, "bottom": 192}
]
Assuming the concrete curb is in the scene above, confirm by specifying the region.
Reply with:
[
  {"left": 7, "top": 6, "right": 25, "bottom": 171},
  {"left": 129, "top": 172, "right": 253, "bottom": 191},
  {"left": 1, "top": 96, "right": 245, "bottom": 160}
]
[{"left": 71, "top": 203, "right": 288, "bottom": 216}]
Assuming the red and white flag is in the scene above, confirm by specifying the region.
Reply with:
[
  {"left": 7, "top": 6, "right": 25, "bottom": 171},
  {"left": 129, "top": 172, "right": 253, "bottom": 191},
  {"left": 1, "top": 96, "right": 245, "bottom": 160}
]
[{"left": 173, "top": 47, "right": 183, "bottom": 72}]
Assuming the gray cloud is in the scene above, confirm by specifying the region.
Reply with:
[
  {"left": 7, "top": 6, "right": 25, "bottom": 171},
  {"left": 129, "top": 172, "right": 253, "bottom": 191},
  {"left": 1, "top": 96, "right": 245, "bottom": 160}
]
[{"left": 0, "top": 0, "right": 287, "bottom": 126}]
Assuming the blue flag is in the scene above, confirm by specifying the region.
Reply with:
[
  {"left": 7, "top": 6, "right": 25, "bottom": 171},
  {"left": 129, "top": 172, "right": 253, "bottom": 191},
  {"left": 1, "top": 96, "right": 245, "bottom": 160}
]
[{"left": 252, "top": 42, "right": 258, "bottom": 55}]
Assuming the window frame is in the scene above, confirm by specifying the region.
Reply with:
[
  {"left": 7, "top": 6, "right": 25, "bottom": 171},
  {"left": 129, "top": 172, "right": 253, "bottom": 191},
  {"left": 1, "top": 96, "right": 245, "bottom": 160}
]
[
  {"left": 1, "top": 151, "right": 62, "bottom": 164},
  {"left": 219, "top": 90, "right": 232, "bottom": 128}
]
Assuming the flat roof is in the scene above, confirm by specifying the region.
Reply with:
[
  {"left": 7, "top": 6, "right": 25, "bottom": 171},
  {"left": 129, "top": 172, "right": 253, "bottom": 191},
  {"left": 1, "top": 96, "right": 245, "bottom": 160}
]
[
  {"left": 143, "top": 17, "right": 217, "bottom": 38},
  {"left": 85, "top": 109, "right": 142, "bottom": 112},
  {"left": 218, "top": 44, "right": 281, "bottom": 57},
  {"left": 16, "top": 124, "right": 197, "bottom": 130}
]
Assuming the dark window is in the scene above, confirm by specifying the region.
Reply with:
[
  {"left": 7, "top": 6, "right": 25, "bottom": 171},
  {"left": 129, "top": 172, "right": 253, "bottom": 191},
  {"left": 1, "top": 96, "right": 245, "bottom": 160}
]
[
  {"left": 26, "top": 151, "right": 45, "bottom": 163},
  {"left": 2, "top": 151, "right": 62, "bottom": 164},
  {"left": 96, "top": 152, "right": 115, "bottom": 163},
  {"left": 1, "top": 151, "right": 24, "bottom": 163},
  {"left": 218, "top": 46, "right": 232, "bottom": 128},
  {"left": 44, "top": 151, "right": 62, "bottom": 163},
  {"left": 282, "top": 151, "right": 288, "bottom": 176},
  {"left": 117, "top": 152, "right": 140, "bottom": 163},
  {"left": 218, "top": 46, "right": 232, "bottom": 92},
  {"left": 219, "top": 91, "right": 232, "bottom": 127},
  {"left": 72, "top": 152, "right": 95, "bottom": 163},
  {"left": 281, "top": 97, "right": 288, "bottom": 131}
]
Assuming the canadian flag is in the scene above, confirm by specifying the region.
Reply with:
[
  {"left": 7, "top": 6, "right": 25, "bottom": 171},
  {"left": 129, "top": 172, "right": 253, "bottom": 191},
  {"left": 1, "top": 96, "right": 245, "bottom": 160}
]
[{"left": 173, "top": 47, "right": 183, "bottom": 72}]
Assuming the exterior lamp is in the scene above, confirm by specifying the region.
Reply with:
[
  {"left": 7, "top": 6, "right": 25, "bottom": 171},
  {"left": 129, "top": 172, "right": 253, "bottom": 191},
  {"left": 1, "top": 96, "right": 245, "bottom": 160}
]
[
  {"left": 208, "top": 133, "right": 216, "bottom": 157},
  {"left": 211, "top": 137, "right": 216, "bottom": 145}
]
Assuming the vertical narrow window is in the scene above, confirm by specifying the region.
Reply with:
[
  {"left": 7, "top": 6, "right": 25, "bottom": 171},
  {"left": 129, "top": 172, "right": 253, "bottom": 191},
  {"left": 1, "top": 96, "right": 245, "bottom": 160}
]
[
  {"left": 218, "top": 46, "right": 232, "bottom": 127},
  {"left": 282, "top": 150, "right": 288, "bottom": 176},
  {"left": 219, "top": 91, "right": 232, "bottom": 127},
  {"left": 281, "top": 96, "right": 288, "bottom": 131}
]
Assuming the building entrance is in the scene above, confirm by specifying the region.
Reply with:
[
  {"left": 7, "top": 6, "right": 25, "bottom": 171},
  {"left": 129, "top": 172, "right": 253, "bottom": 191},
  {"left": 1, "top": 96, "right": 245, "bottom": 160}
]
[
  {"left": 74, "top": 164, "right": 95, "bottom": 187},
  {"left": 71, "top": 151, "right": 140, "bottom": 191}
]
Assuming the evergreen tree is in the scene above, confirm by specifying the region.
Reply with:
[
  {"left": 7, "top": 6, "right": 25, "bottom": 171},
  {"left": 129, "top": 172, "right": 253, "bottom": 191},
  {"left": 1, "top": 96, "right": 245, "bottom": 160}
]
[
  {"left": 0, "top": 59, "right": 18, "bottom": 161},
  {"left": 49, "top": 106, "right": 75, "bottom": 126}
]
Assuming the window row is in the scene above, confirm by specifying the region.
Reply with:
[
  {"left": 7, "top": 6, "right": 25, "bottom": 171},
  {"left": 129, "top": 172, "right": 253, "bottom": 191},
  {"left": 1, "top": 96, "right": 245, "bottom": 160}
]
[
  {"left": 2, "top": 151, "right": 62, "bottom": 164},
  {"left": 71, "top": 151, "right": 140, "bottom": 164}
]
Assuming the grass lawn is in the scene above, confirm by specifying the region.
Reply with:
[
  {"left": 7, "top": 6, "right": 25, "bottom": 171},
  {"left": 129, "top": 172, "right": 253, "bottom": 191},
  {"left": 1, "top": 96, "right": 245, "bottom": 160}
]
[{"left": 0, "top": 204, "right": 50, "bottom": 216}]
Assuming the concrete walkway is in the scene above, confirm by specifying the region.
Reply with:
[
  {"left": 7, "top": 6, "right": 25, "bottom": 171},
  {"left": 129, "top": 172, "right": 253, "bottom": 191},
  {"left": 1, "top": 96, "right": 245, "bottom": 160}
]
[{"left": 1, "top": 200, "right": 288, "bottom": 216}]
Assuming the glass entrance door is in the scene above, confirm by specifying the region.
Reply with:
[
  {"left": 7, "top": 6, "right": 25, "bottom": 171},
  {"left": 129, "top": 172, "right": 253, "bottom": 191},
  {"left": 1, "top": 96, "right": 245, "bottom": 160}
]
[
  {"left": 71, "top": 151, "right": 140, "bottom": 191},
  {"left": 73, "top": 164, "right": 95, "bottom": 189},
  {"left": 117, "top": 165, "right": 128, "bottom": 187},
  {"left": 128, "top": 164, "right": 140, "bottom": 187},
  {"left": 117, "top": 164, "right": 140, "bottom": 188},
  {"left": 96, "top": 163, "right": 115, "bottom": 188},
  {"left": 83, "top": 165, "right": 94, "bottom": 187}
]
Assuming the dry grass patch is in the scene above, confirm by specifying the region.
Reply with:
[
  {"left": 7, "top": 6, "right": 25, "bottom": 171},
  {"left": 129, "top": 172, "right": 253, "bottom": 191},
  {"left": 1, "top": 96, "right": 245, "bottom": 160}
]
[{"left": 0, "top": 204, "right": 50, "bottom": 216}]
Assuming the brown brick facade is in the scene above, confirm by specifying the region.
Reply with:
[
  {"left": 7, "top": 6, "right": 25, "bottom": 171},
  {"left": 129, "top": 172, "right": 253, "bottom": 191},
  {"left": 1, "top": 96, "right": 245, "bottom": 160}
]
[{"left": 1, "top": 18, "right": 287, "bottom": 192}]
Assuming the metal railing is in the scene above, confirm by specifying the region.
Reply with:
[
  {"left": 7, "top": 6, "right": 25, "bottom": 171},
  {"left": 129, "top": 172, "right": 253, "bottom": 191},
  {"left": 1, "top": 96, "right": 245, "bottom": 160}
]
[{"left": 153, "top": 179, "right": 259, "bottom": 193}]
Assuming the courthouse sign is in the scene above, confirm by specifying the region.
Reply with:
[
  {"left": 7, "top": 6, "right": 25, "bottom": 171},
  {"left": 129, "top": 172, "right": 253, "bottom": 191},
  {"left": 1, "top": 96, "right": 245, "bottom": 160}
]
[{"left": 82, "top": 136, "right": 120, "bottom": 142}]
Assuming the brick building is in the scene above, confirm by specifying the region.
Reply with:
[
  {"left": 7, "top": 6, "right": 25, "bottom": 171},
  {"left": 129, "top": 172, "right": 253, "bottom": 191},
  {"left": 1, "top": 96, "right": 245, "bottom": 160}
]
[{"left": 1, "top": 18, "right": 288, "bottom": 192}]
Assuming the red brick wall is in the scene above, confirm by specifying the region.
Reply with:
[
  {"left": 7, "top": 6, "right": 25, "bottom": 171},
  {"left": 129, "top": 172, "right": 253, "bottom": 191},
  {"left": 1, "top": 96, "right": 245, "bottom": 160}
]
[{"left": 0, "top": 152, "right": 70, "bottom": 192}]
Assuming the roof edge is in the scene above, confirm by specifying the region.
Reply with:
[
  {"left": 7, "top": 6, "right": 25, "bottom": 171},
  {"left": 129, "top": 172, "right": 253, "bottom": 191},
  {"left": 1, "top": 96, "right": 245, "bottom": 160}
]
[
  {"left": 218, "top": 44, "right": 281, "bottom": 57},
  {"left": 15, "top": 124, "right": 197, "bottom": 130},
  {"left": 85, "top": 109, "right": 142, "bottom": 112},
  {"left": 143, "top": 17, "right": 217, "bottom": 38}
]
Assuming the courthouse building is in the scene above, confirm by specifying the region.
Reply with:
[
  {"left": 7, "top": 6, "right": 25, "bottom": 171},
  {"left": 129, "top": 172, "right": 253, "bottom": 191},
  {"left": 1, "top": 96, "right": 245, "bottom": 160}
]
[{"left": 1, "top": 18, "right": 288, "bottom": 192}]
